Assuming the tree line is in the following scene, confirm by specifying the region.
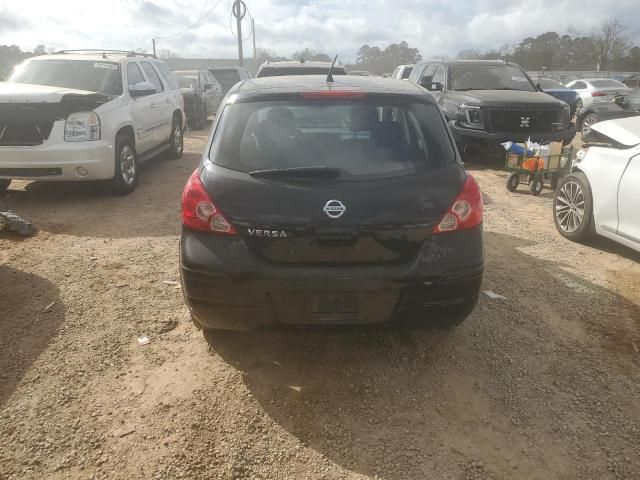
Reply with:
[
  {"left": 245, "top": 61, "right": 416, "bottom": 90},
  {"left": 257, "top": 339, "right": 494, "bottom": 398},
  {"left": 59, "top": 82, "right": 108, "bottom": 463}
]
[{"left": 457, "top": 20, "right": 639, "bottom": 71}]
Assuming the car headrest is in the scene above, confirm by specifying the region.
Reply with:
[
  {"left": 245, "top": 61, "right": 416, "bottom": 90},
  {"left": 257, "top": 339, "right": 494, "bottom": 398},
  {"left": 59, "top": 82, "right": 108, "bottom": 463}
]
[
  {"left": 267, "top": 107, "right": 295, "bottom": 130},
  {"left": 350, "top": 106, "right": 379, "bottom": 132}
]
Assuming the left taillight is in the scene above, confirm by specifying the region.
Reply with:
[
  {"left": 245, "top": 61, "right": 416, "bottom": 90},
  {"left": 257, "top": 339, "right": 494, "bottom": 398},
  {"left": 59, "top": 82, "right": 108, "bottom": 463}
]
[
  {"left": 433, "top": 174, "right": 483, "bottom": 234},
  {"left": 181, "top": 170, "right": 237, "bottom": 235}
]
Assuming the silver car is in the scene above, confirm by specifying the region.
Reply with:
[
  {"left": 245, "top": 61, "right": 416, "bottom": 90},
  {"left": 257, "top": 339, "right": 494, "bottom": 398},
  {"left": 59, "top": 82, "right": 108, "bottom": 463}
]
[
  {"left": 391, "top": 64, "right": 414, "bottom": 80},
  {"left": 565, "top": 78, "right": 632, "bottom": 112}
]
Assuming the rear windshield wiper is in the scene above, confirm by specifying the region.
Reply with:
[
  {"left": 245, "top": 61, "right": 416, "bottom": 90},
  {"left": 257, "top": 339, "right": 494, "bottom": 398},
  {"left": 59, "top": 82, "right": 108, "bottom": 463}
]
[{"left": 249, "top": 166, "right": 344, "bottom": 180}]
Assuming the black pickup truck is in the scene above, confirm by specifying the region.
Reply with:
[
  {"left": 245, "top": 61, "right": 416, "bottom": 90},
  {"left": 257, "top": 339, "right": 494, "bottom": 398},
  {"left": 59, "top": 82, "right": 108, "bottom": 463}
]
[{"left": 407, "top": 60, "right": 576, "bottom": 154}]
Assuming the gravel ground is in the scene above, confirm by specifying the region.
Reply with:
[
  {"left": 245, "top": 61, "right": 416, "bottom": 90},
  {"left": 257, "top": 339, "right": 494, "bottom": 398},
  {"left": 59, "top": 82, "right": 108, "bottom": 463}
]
[{"left": 1, "top": 127, "right": 639, "bottom": 480}]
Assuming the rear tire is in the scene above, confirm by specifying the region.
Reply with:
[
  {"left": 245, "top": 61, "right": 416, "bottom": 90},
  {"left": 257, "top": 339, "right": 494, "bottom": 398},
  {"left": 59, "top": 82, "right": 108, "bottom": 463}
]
[
  {"left": 0, "top": 179, "right": 11, "bottom": 194},
  {"left": 109, "top": 135, "right": 137, "bottom": 196},
  {"left": 167, "top": 116, "right": 184, "bottom": 160},
  {"left": 553, "top": 172, "right": 595, "bottom": 242},
  {"left": 506, "top": 173, "right": 520, "bottom": 192},
  {"left": 530, "top": 176, "right": 544, "bottom": 196}
]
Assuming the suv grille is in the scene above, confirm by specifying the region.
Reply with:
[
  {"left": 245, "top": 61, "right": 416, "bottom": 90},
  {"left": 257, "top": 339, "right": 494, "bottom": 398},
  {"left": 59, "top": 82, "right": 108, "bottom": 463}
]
[
  {"left": 0, "top": 121, "right": 54, "bottom": 146},
  {"left": 484, "top": 107, "right": 561, "bottom": 133}
]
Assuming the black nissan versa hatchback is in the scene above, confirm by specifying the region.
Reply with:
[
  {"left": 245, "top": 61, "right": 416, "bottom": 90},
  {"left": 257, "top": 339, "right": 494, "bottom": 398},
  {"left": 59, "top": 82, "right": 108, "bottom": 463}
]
[{"left": 180, "top": 75, "right": 484, "bottom": 331}]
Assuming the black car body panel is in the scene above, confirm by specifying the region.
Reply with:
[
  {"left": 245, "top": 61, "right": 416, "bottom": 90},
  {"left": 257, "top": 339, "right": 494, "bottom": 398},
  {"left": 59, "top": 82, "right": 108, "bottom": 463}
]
[
  {"left": 576, "top": 90, "right": 640, "bottom": 130},
  {"left": 408, "top": 60, "right": 575, "bottom": 147},
  {"left": 180, "top": 76, "right": 484, "bottom": 330}
]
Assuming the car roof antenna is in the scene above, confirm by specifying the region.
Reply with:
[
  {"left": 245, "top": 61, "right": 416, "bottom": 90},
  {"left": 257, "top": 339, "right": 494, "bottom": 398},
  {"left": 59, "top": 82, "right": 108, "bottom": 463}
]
[{"left": 327, "top": 55, "right": 338, "bottom": 83}]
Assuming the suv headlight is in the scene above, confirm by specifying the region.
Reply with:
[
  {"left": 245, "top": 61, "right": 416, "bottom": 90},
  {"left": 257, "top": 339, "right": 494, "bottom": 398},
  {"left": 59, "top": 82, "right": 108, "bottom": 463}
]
[
  {"left": 65, "top": 111, "right": 101, "bottom": 142},
  {"left": 457, "top": 104, "right": 483, "bottom": 129}
]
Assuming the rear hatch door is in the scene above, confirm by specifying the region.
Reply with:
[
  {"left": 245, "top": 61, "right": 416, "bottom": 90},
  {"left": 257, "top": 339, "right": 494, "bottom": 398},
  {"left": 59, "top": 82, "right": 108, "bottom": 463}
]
[{"left": 202, "top": 91, "right": 463, "bottom": 266}]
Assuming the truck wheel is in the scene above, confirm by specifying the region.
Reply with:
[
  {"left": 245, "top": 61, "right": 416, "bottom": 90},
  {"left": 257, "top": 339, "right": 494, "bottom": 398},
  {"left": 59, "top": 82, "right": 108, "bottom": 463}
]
[
  {"left": 167, "top": 116, "right": 184, "bottom": 160},
  {"left": 506, "top": 173, "right": 520, "bottom": 192},
  {"left": 109, "top": 135, "right": 137, "bottom": 196},
  {"left": 0, "top": 179, "right": 11, "bottom": 194},
  {"left": 530, "top": 176, "right": 544, "bottom": 196},
  {"left": 553, "top": 172, "right": 595, "bottom": 242}
]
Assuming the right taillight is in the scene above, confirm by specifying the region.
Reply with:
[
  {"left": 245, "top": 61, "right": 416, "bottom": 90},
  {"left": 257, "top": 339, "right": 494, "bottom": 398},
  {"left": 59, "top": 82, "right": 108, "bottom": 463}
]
[
  {"left": 433, "top": 174, "right": 483, "bottom": 234},
  {"left": 181, "top": 170, "right": 237, "bottom": 235},
  {"left": 591, "top": 91, "right": 607, "bottom": 97}
]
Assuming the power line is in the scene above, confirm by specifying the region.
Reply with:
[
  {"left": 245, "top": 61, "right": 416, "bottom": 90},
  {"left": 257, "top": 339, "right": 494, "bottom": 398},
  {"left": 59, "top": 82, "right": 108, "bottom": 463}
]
[{"left": 155, "top": 0, "right": 224, "bottom": 41}]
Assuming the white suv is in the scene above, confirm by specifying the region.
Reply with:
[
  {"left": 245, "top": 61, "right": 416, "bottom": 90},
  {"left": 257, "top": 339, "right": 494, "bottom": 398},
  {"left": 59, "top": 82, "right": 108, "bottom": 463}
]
[{"left": 0, "top": 50, "right": 186, "bottom": 195}]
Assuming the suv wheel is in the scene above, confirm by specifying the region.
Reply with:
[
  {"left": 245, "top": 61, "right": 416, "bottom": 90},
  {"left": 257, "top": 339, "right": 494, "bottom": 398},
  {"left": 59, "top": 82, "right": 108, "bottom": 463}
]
[
  {"left": 553, "top": 172, "right": 595, "bottom": 242},
  {"left": 0, "top": 179, "right": 11, "bottom": 194},
  {"left": 110, "top": 135, "right": 138, "bottom": 195},
  {"left": 167, "top": 116, "right": 184, "bottom": 160}
]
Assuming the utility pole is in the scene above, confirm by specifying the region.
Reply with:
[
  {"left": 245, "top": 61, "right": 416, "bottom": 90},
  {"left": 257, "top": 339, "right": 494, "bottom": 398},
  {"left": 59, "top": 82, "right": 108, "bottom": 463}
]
[
  {"left": 152, "top": 38, "right": 157, "bottom": 57},
  {"left": 252, "top": 18, "right": 257, "bottom": 65},
  {"left": 232, "top": 0, "right": 245, "bottom": 66}
]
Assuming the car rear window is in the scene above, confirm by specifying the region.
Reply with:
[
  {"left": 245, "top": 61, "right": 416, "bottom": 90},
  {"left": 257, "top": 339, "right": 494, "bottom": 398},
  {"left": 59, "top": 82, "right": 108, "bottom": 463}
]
[
  {"left": 402, "top": 67, "right": 413, "bottom": 79},
  {"left": 591, "top": 79, "right": 626, "bottom": 88},
  {"left": 209, "top": 96, "right": 455, "bottom": 181}
]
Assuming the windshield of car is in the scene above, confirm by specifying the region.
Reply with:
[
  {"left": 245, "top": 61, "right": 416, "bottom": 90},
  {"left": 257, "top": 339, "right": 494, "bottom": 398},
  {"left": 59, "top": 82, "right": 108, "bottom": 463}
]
[
  {"left": 210, "top": 97, "right": 455, "bottom": 181},
  {"left": 8, "top": 59, "right": 123, "bottom": 96},
  {"left": 591, "top": 79, "right": 627, "bottom": 88},
  {"left": 257, "top": 66, "right": 347, "bottom": 78},
  {"left": 176, "top": 75, "right": 198, "bottom": 88},
  {"left": 449, "top": 65, "right": 536, "bottom": 92},
  {"left": 537, "top": 78, "right": 566, "bottom": 90}
]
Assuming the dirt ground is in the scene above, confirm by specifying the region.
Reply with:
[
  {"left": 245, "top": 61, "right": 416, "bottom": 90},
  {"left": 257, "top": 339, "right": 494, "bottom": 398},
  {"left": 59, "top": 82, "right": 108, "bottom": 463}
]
[{"left": 1, "top": 127, "right": 639, "bottom": 480}]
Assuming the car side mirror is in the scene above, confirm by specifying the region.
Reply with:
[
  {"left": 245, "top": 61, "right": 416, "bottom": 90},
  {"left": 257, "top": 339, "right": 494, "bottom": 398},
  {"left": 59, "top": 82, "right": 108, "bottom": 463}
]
[
  {"left": 129, "top": 81, "right": 156, "bottom": 98},
  {"left": 204, "top": 83, "right": 214, "bottom": 91}
]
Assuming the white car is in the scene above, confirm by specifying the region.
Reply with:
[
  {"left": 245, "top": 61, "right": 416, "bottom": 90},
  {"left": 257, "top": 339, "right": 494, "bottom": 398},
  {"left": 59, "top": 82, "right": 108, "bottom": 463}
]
[
  {"left": 0, "top": 50, "right": 186, "bottom": 195},
  {"left": 553, "top": 116, "right": 640, "bottom": 252},
  {"left": 565, "top": 78, "right": 632, "bottom": 112},
  {"left": 391, "top": 64, "right": 414, "bottom": 80}
]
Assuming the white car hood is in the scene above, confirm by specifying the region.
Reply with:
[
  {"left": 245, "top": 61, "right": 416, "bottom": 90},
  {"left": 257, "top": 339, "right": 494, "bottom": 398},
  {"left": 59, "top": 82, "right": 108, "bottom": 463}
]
[
  {"left": 591, "top": 116, "right": 640, "bottom": 147},
  {"left": 0, "top": 82, "right": 99, "bottom": 103}
]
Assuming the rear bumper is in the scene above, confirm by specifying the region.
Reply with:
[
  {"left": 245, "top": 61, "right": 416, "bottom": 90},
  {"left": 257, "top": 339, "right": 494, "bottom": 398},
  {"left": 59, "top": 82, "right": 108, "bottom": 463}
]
[
  {"left": 448, "top": 120, "right": 576, "bottom": 144},
  {"left": 0, "top": 135, "right": 114, "bottom": 181},
  {"left": 180, "top": 227, "right": 484, "bottom": 330}
]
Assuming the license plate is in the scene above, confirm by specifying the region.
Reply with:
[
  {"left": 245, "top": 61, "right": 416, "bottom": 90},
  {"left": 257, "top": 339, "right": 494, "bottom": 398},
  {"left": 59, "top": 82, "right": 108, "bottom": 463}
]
[{"left": 312, "top": 293, "right": 359, "bottom": 314}]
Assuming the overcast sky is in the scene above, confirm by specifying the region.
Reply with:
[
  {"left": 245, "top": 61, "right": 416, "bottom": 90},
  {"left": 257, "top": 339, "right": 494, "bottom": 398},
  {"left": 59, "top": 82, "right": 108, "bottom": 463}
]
[{"left": 1, "top": 0, "right": 638, "bottom": 62}]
